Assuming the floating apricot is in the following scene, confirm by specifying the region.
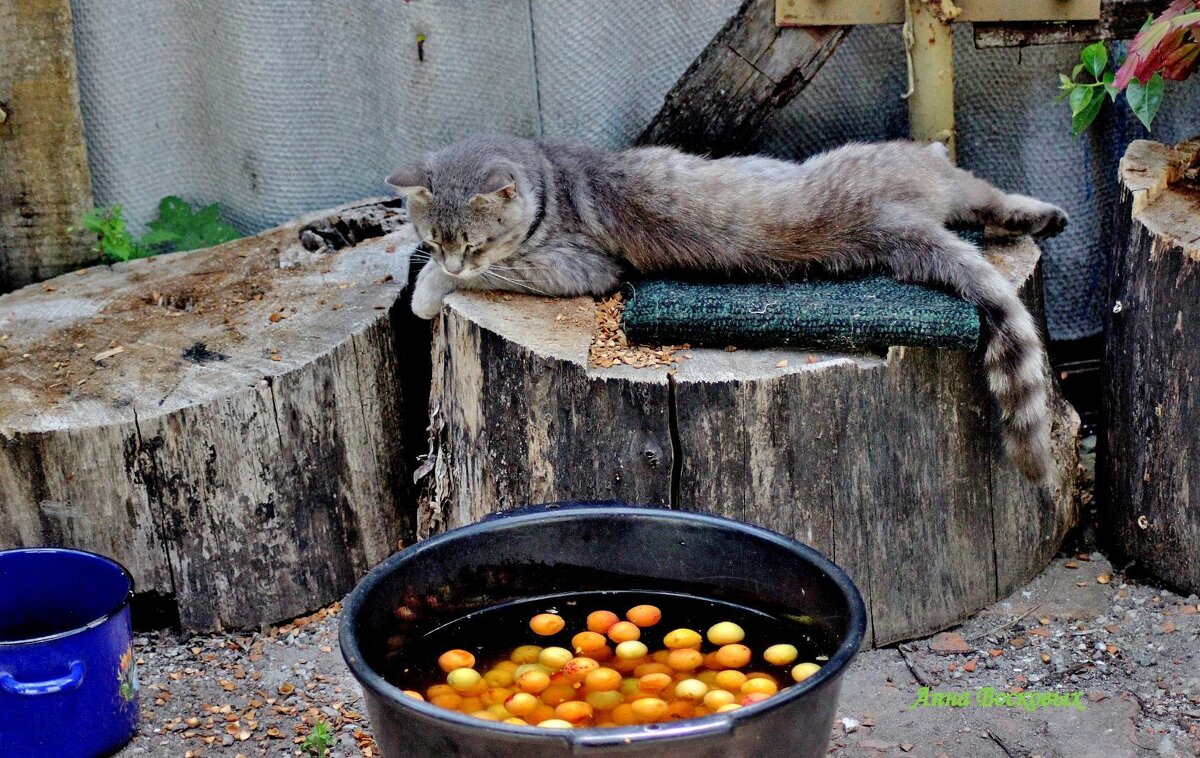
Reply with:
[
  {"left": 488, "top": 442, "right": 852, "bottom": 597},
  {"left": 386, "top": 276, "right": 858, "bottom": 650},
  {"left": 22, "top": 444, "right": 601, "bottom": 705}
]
[
  {"left": 630, "top": 697, "right": 669, "bottom": 722},
  {"left": 706, "top": 621, "right": 745, "bottom": 645},
  {"left": 607, "top": 621, "right": 641, "bottom": 643},
  {"left": 447, "top": 668, "right": 482, "bottom": 691},
  {"left": 625, "top": 605, "right": 662, "bottom": 627},
  {"left": 674, "top": 678, "right": 709, "bottom": 701},
  {"left": 437, "top": 649, "right": 476, "bottom": 673},
  {"left": 663, "top": 628, "right": 702, "bottom": 650},
  {"left": 584, "top": 667, "right": 622, "bottom": 692},
  {"left": 587, "top": 610, "right": 620, "bottom": 634},
  {"left": 572, "top": 631, "right": 607, "bottom": 655},
  {"left": 791, "top": 662, "right": 821, "bottom": 683},
  {"left": 615, "top": 640, "right": 648, "bottom": 660},
  {"left": 713, "top": 644, "right": 752, "bottom": 669},
  {"left": 529, "top": 613, "right": 566, "bottom": 636},
  {"left": 763, "top": 644, "right": 799, "bottom": 666},
  {"left": 504, "top": 692, "right": 539, "bottom": 716}
]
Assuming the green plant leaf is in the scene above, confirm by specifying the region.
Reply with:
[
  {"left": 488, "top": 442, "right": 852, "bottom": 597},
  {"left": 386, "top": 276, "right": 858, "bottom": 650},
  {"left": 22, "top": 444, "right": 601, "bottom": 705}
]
[
  {"left": 1081, "top": 42, "right": 1108, "bottom": 79},
  {"left": 1126, "top": 72, "right": 1165, "bottom": 130},
  {"left": 1072, "top": 62, "right": 1087, "bottom": 79},
  {"left": 1102, "top": 71, "right": 1119, "bottom": 101},
  {"left": 1069, "top": 85, "right": 1094, "bottom": 116},
  {"left": 1071, "top": 89, "right": 1105, "bottom": 135}
]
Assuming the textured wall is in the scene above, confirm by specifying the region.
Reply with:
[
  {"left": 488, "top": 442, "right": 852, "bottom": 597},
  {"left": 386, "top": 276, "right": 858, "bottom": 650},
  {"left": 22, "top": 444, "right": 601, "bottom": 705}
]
[{"left": 68, "top": 1, "right": 1200, "bottom": 338}]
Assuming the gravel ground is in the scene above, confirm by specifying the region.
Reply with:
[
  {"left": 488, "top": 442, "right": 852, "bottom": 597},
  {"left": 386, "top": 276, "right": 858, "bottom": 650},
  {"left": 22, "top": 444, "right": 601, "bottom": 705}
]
[{"left": 114, "top": 549, "right": 1200, "bottom": 758}]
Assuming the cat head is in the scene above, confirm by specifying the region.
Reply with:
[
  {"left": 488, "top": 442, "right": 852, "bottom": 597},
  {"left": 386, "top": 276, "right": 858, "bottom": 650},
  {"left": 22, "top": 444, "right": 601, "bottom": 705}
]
[{"left": 386, "top": 153, "right": 535, "bottom": 280}]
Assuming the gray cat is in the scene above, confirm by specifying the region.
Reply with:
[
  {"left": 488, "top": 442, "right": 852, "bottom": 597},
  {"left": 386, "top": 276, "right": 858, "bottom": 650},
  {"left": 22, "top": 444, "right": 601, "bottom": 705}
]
[{"left": 387, "top": 135, "right": 1067, "bottom": 485}]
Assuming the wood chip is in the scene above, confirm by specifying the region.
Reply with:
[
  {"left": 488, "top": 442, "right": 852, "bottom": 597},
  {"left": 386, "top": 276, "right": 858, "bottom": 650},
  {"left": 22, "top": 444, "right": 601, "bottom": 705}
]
[
  {"left": 589, "top": 293, "right": 687, "bottom": 370},
  {"left": 92, "top": 345, "right": 125, "bottom": 362},
  {"left": 1097, "top": 574, "right": 1111, "bottom": 584},
  {"left": 775, "top": 359, "right": 789, "bottom": 368}
]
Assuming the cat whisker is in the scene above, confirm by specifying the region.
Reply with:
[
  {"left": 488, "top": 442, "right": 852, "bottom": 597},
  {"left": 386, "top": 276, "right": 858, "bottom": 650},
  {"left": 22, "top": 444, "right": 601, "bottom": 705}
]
[{"left": 481, "top": 270, "right": 553, "bottom": 297}]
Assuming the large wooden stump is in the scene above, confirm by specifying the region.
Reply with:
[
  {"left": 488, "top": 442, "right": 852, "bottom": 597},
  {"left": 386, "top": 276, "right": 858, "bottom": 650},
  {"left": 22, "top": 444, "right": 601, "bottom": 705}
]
[
  {"left": 0, "top": 199, "right": 424, "bottom": 631},
  {"left": 1104, "top": 136, "right": 1200, "bottom": 595},
  {"left": 420, "top": 237, "right": 1079, "bottom": 646}
]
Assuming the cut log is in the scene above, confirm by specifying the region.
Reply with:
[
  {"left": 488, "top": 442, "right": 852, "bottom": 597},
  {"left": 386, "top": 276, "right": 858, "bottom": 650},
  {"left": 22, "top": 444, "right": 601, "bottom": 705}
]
[
  {"left": 636, "top": 0, "right": 848, "bottom": 156},
  {"left": 0, "top": 0, "right": 95, "bottom": 292},
  {"left": 420, "top": 237, "right": 1080, "bottom": 646},
  {"left": 1103, "top": 136, "right": 1200, "bottom": 596},
  {"left": 0, "top": 199, "right": 424, "bottom": 631}
]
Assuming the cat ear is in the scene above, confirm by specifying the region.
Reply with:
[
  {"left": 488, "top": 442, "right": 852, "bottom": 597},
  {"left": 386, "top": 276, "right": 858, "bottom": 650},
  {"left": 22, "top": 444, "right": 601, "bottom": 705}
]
[
  {"left": 468, "top": 164, "right": 518, "bottom": 207},
  {"left": 385, "top": 165, "right": 432, "bottom": 202},
  {"left": 469, "top": 183, "right": 517, "bottom": 208}
]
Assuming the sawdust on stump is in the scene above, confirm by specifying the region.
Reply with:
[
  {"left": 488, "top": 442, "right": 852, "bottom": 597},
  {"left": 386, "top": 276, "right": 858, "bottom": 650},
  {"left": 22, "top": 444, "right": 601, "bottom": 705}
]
[{"left": 589, "top": 292, "right": 689, "bottom": 370}]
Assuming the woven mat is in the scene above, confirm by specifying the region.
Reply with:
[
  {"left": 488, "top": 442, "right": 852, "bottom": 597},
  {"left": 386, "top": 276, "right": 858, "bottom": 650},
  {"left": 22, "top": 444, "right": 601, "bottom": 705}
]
[{"left": 621, "top": 276, "right": 981, "bottom": 352}]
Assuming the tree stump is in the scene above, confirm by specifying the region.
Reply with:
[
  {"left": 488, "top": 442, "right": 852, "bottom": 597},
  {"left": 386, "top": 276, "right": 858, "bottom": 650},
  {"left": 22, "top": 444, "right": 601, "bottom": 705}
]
[
  {"left": 0, "top": 199, "right": 425, "bottom": 631},
  {"left": 1104, "top": 136, "right": 1200, "bottom": 596},
  {"left": 420, "top": 237, "right": 1079, "bottom": 646}
]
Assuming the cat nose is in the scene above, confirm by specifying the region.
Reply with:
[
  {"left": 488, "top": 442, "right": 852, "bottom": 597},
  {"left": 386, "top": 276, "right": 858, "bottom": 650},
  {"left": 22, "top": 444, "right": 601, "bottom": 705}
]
[{"left": 443, "top": 256, "right": 464, "bottom": 275}]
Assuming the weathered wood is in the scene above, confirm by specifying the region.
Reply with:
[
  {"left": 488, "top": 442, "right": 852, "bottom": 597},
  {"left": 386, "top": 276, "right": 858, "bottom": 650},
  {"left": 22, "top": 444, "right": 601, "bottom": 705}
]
[
  {"left": 777, "top": 0, "right": 1100, "bottom": 26},
  {"left": 974, "top": 0, "right": 1155, "bottom": 48},
  {"left": 422, "top": 237, "right": 1079, "bottom": 646},
  {"left": 0, "top": 0, "right": 95, "bottom": 292},
  {"left": 0, "top": 199, "right": 418, "bottom": 631},
  {"left": 1103, "top": 136, "right": 1200, "bottom": 596},
  {"left": 636, "top": 0, "right": 848, "bottom": 156}
]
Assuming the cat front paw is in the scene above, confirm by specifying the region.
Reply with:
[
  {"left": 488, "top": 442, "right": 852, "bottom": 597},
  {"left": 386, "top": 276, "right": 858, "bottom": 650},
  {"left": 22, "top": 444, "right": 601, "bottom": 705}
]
[{"left": 411, "top": 287, "right": 446, "bottom": 319}]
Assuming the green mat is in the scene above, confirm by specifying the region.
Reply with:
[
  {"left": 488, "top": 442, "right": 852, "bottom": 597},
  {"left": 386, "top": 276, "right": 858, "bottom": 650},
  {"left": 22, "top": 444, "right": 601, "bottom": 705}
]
[{"left": 621, "top": 276, "right": 981, "bottom": 352}]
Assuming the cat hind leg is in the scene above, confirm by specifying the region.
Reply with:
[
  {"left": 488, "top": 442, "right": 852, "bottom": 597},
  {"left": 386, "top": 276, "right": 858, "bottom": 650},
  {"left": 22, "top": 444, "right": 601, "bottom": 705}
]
[{"left": 943, "top": 168, "right": 1068, "bottom": 238}]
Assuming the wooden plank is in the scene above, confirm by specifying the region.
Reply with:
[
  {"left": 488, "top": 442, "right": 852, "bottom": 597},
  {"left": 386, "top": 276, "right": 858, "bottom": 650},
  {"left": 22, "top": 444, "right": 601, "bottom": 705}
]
[
  {"left": 1103, "top": 137, "right": 1200, "bottom": 596},
  {"left": 974, "top": 0, "right": 1155, "bottom": 48},
  {"left": 638, "top": 0, "right": 848, "bottom": 156},
  {"left": 777, "top": 0, "right": 1100, "bottom": 26},
  {"left": 0, "top": 0, "right": 95, "bottom": 293}
]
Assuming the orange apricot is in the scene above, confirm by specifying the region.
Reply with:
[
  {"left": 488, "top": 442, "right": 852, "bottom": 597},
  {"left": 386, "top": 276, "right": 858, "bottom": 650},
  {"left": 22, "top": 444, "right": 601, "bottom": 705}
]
[
  {"left": 572, "top": 631, "right": 608, "bottom": 655},
  {"left": 437, "top": 649, "right": 476, "bottom": 673},
  {"left": 713, "top": 644, "right": 752, "bottom": 669},
  {"left": 663, "top": 628, "right": 703, "bottom": 650},
  {"left": 625, "top": 604, "right": 662, "bottom": 628},
  {"left": 587, "top": 610, "right": 620, "bottom": 634},
  {"left": 555, "top": 700, "right": 594, "bottom": 725},
  {"left": 666, "top": 648, "right": 704, "bottom": 672},
  {"left": 529, "top": 613, "right": 566, "bottom": 636},
  {"left": 584, "top": 667, "right": 622, "bottom": 692},
  {"left": 630, "top": 697, "right": 669, "bottom": 722},
  {"left": 607, "top": 621, "right": 641, "bottom": 643}
]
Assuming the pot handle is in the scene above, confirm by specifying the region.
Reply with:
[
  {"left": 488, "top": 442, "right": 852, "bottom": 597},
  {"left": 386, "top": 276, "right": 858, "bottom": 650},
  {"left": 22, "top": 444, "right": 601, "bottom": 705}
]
[{"left": 0, "top": 660, "right": 85, "bottom": 696}]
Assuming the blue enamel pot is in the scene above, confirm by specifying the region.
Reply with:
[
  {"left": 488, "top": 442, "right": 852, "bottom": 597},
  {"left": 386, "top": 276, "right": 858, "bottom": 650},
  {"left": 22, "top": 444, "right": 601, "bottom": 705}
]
[{"left": 0, "top": 548, "right": 140, "bottom": 757}]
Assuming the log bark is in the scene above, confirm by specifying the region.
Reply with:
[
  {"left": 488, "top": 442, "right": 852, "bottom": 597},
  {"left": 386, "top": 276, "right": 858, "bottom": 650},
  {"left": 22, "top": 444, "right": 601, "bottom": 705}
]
[
  {"left": 1103, "top": 136, "right": 1200, "bottom": 596},
  {"left": 422, "top": 237, "right": 1080, "bottom": 646},
  {"left": 0, "top": 0, "right": 95, "bottom": 292},
  {"left": 636, "top": 0, "right": 848, "bottom": 156},
  {"left": 0, "top": 199, "right": 422, "bottom": 631}
]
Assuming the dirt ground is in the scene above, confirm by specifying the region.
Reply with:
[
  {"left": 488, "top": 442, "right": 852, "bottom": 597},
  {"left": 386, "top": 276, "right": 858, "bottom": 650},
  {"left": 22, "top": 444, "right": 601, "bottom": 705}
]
[{"left": 113, "top": 546, "right": 1200, "bottom": 758}]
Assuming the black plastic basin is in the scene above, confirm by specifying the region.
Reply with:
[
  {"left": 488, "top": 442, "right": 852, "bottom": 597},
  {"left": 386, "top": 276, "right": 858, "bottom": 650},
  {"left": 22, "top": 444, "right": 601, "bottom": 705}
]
[{"left": 340, "top": 503, "right": 866, "bottom": 757}]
